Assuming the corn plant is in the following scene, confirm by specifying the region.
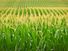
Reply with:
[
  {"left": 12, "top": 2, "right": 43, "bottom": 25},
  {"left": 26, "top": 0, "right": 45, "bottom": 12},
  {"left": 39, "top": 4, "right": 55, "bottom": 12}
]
[
  {"left": 31, "top": 9, "right": 35, "bottom": 16},
  {"left": 15, "top": 9, "right": 18, "bottom": 16},
  {"left": 43, "top": 9, "right": 47, "bottom": 15},
  {"left": 54, "top": 9, "right": 60, "bottom": 16},
  {"left": 6, "top": 9, "right": 11, "bottom": 15},
  {"left": 2, "top": 9, "right": 7, "bottom": 15},
  {"left": 39, "top": 9, "right": 43, "bottom": 16},
  {"left": 50, "top": 9, "right": 56, "bottom": 16},
  {"left": 23, "top": 8, "right": 27, "bottom": 16},
  {"left": 19, "top": 8, "right": 22, "bottom": 16},
  {"left": 35, "top": 9, "right": 39, "bottom": 16},
  {"left": 62, "top": 9, "right": 67, "bottom": 14},
  {"left": 27, "top": 9, "right": 30, "bottom": 16},
  {"left": 58, "top": 9, "right": 64, "bottom": 15},
  {"left": 11, "top": 9, "right": 14, "bottom": 15}
]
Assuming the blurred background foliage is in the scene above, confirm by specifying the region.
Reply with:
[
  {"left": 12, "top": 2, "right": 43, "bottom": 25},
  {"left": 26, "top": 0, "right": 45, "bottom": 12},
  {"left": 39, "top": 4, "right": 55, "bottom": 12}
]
[{"left": 0, "top": 0, "right": 68, "bottom": 7}]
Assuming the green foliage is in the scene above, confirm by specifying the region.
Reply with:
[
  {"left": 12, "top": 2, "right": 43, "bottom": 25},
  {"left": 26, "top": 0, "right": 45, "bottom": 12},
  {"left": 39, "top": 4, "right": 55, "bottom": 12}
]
[
  {"left": 62, "top": 9, "right": 67, "bottom": 14},
  {"left": 27, "top": 9, "right": 30, "bottom": 16},
  {"left": 0, "top": 8, "right": 68, "bottom": 51},
  {"left": 2, "top": 9, "right": 7, "bottom": 14},
  {"left": 35, "top": 9, "right": 39, "bottom": 16},
  {"left": 23, "top": 8, "right": 27, "bottom": 16},
  {"left": 43, "top": 9, "right": 47, "bottom": 15},
  {"left": 19, "top": 8, "right": 22, "bottom": 16},
  {"left": 58, "top": 10, "right": 64, "bottom": 15},
  {"left": 31, "top": 9, "right": 35, "bottom": 16},
  {"left": 54, "top": 9, "right": 60, "bottom": 16},
  {"left": 0, "top": 10, "right": 2, "bottom": 13},
  {"left": 39, "top": 9, "right": 43, "bottom": 16},
  {"left": 0, "top": 16, "right": 68, "bottom": 51},
  {"left": 6, "top": 9, "right": 11, "bottom": 15},
  {"left": 50, "top": 9, "right": 56, "bottom": 16},
  {"left": 11, "top": 9, "right": 14, "bottom": 15},
  {"left": 0, "top": 0, "right": 68, "bottom": 7},
  {"left": 46, "top": 9, "right": 50, "bottom": 14},
  {"left": 15, "top": 9, "right": 18, "bottom": 16}
]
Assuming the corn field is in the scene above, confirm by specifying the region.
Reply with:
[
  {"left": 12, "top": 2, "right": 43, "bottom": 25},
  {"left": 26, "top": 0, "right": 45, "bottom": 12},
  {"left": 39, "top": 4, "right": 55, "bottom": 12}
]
[
  {"left": 0, "top": 7, "right": 68, "bottom": 17},
  {"left": 0, "top": 7, "right": 68, "bottom": 51}
]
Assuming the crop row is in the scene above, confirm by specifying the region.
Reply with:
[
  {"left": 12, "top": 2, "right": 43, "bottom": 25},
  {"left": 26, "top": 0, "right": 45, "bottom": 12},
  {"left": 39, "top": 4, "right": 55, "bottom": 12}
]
[{"left": 0, "top": 8, "right": 68, "bottom": 17}]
